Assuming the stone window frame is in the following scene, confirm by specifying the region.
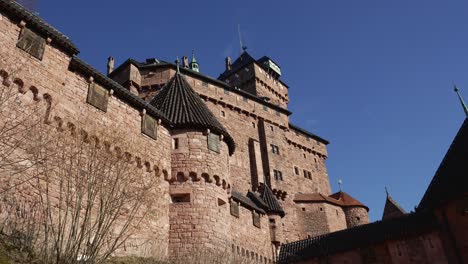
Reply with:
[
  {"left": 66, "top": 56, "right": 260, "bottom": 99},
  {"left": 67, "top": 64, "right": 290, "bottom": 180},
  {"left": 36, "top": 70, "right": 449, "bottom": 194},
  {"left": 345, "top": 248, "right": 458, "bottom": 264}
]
[
  {"left": 273, "top": 170, "right": 283, "bottom": 181},
  {"left": 252, "top": 211, "right": 261, "bottom": 228},
  {"left": 141, "top": 114, "right": 158, "bottom": 140},
  {"left": 16, "top": 27, "right": 46, "bottom": 61},
  {"left": 230, "top": 199, "right": 240, "bottom": 218},
  {"left": 86, "top": 82, "right": 109, "bottom": 112},
  {"left": 207, "top": 133, "right": 220, "bottom": 153},
  {"left": 270, "top": 144, "right": 280, "bottom": 155}
]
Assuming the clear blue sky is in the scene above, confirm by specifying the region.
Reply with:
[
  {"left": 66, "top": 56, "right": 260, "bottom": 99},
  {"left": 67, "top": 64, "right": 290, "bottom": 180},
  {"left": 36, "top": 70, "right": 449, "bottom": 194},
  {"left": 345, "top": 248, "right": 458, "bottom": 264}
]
[{"left": 38, "top": 0, "right": 468, "bottom": 221}]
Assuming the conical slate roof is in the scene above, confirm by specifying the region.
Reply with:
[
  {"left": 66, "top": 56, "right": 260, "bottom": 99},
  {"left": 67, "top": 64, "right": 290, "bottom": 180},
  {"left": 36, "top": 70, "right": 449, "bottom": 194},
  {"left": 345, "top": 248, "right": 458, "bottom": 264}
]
[
  {"left": 382, "top": 193, "right": 406, "bottom": 220},
  {"left": 419, "top": 118, "right": 468, "bottom": 210},
  {"left": 150, "top": 72, "right": 235, "bottom": 154}
]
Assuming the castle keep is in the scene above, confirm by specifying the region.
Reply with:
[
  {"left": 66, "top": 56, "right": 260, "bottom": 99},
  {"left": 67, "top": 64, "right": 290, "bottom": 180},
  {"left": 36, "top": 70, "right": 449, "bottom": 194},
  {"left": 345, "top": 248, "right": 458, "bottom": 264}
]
[{"left": 1, "top": 1, "right": 466, "bottom": 263}]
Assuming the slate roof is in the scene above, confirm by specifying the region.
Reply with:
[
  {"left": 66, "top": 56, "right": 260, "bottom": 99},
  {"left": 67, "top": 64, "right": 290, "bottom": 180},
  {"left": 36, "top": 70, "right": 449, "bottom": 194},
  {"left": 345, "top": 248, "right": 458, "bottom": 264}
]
[
  {"left": 0, "top": 0, "right": 79, "bottom": 55},
  {"left": 150, "top": 72, "right": 235, "bottom": 155},
  {"left": 289, "top": 123, "right": 329, "bottom": 145},
  {"left": 278, "top": 212, "right": 439, "bottom": 263},
  {"left": 382, "top": 193, "right": 406, "bottom": 220},
  {"left": 69, "top": 57, "right": 169, "bottom": 124},
  {"left": 258, "top": 184, "right": 285, "bottom": 217},
  {"left": 218, "top": 51, "right": 289, "bottom": 88},
  {"left": 231, "top": 190, "right": 265, "bottom": 214},
  {"left": 419, "top": 118, "right": 468, "bottom": 210}
]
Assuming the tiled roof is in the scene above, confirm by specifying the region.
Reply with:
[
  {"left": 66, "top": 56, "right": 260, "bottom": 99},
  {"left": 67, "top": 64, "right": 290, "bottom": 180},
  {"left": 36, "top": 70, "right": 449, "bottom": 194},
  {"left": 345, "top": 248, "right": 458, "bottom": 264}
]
[
  {"left": 259, "top": 184, "right": 285, "bottom": 217},
  {"left": 419, "top": 118, "right": 468, "bottom": 210},
  {"left": 0, "top": 0, "right": 79, "bottom": 55},
  {"left": 150, "top": 72, "right": 235, "bottom": 155},
  {"left": 289, "top": 123, "right": 329, "bottom": 145},
  {"left": 329, "top": 191, "right": 369, "bottom": 211},
  {"left": 278, "top": 212, "right": 439, "bottom": 264},
  {"left": 382, "top": 193, "right": 406, "bottom": 220},
  {"left": 231, "top": 191, "right": 265, "bottom": 214},
  {"left": 294, "top": 192, "right": 369, "bottom": 212},
  {"left": 69, "top": 57, "right": 169, "bottom": 124}
]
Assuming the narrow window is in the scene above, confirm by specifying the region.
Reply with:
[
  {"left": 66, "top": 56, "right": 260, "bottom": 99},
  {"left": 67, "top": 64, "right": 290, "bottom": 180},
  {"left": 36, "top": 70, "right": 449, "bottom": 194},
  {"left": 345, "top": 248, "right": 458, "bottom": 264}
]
[
  {"left": 303, "top": 169, "right": 307, "bottom": 178},
  {"left": 252, "top": 122, "right": 256, "bottom": 128},
  {"left": 252, "top": 211, "right": 261, "bottom": 228},
  {"left": 230, "top": 200, "right": 240, "bottom": 217},
  {"left": 294, "top": 166, "right": 299, "bottom": 175},
  {"left": 270, "top": 125, "right": 274, "bottom": 132},
  {"left": 221, "top": 110, "right": 226, "bottom": 117},
  {"left": 173, "top": 138, "right": 179, "bottom": 149}
]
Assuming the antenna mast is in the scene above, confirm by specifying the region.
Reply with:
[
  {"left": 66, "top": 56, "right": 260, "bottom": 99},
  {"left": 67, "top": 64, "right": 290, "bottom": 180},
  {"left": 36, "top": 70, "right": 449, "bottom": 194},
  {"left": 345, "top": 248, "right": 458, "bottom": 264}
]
[{"left": 238, "top": 24, "right": 247, "bottom": 54}]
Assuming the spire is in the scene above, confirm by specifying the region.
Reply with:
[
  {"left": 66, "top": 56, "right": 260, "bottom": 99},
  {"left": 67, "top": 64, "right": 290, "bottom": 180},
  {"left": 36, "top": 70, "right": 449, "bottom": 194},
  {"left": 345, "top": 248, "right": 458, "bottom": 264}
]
[
  {"left": 454, "top": 85, "right": 468, "bottom": 117},
  {"left": 338, "top": 179, "right": 343, "bottom": 192},
  {"left": 175, "top": 57, "right": 180, "bottom": 74},
  {"left": 190, "top": 50, "right": 199, "bottom": 72},
  {"left": 382, "top": 189, "right": 406, "bottom": 220}
]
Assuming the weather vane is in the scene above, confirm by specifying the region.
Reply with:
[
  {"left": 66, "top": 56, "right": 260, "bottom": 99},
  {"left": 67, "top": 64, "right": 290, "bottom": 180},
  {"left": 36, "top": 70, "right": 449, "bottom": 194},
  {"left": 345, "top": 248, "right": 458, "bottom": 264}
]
[{"left": 338, "top": 179, "right": 343, "bottom": 191}]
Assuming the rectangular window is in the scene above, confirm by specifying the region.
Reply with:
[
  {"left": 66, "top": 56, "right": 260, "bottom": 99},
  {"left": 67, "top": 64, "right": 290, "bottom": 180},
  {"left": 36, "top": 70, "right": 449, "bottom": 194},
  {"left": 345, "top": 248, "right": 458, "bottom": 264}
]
[
  {"left": 171, "top": 193, "right": 190, "bottom": 203},
  {"left": 141, "top": 114, "right": 158, "bottom": 140},
  {"left": 307, "top": 171, "right": 312, "bottom": 179},
  {"left": 173, "top": 138, "right": 179, "bottom": 150},
  {"left": 270, "top": 144, "right": 280, "bottom": 155},
  {"left": 230, "top": 200, "right": 240, "bottom": 217},
  {"left": 17, "top": 28, "right": 46, "bottom": 60},
  {"left": 303, "top": 169, "right": 307, "bottom": 178},
  {"left": 87, "top": 83, "right": 109, "bottom": 112},
  {"left": 274, "top": 170, "right": 283, "bottom": 181},
  {"left": 252, "top": 212, "right": 261, "bottom": 228},
  {"left": 207, "top": 133, "right": 220, "bottom": 153},
  {"left": 294, "top": 166, "right": 299, "bottom": 175}
]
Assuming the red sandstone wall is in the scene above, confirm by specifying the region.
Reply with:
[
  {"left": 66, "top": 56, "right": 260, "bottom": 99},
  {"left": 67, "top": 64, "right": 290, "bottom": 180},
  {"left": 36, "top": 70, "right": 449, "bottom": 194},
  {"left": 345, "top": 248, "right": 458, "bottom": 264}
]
[
  {"left": 0, "top": 11, "right": 172, "bottom": 258},
  {"left": 230, "top": 206, "right": 274, "bottom": 263},
  {"left": 296, "top": 231, "right": 448, "bottom": 264}
]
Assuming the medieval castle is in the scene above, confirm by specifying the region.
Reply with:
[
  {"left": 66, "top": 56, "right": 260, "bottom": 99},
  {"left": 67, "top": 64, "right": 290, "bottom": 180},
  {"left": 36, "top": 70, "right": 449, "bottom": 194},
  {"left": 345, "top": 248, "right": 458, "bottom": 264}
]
[{"left": 0, "top": 0, "right": 466, "bottom": 263}]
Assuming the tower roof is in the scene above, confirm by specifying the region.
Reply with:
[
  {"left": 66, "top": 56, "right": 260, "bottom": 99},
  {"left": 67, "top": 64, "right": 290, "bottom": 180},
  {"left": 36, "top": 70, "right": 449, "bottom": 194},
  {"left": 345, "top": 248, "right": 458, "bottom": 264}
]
[
  {"left": 382, "top": 191, "right": 406, "bottom": 220},
  {"left": 150, "top": 72, "right": 235, "bottom": 155},
  {"left": 418, "top": 118, "right": 468, "bottom": 210},
  {"left": 259, "top": 184, "right": 285, "bottom": 217},
  {"left": 329, "top": 191, "right": 369, "bottom": 211}
]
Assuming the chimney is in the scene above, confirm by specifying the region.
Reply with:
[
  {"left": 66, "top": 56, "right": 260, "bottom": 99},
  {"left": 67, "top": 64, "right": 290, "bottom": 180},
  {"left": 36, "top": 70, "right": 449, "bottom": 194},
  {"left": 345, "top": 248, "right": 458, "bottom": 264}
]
[
  {"left": 107, "top": 56, "right": 115, "bottom": 75},
  {"left": 225, "top": 56, "right": 232, "bottom": 71},
  {"left": 182, "top": 56, "right": 189, "bottom": 68}
]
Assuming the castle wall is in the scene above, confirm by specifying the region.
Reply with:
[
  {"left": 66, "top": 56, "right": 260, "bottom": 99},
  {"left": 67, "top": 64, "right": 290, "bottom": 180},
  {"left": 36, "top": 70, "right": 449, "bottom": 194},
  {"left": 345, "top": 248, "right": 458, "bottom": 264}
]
[
  {"left": 294, "top": 231, "right": 448, "bottom": 264},
  {"left": 0, "top": 11, "right": 172, "bottom": 258},
  {"left": 230, "top": 205, "right": 274, "bottom": 263}
]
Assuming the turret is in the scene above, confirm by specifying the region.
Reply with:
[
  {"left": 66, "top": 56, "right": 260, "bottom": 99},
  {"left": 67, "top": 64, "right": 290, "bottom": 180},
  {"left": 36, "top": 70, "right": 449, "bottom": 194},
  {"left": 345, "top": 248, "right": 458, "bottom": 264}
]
[
  {"left": 382, "top": 188, "right": 406, "bottom": 220},
  {"left": 329, "top": 191, "right": 369, "bottom": 228},
  {"left": 150, "top": 64, "right": 235, "bottom": 260},
  {"left": 189, "top": 51, "right": 199, "bottom": 72}
]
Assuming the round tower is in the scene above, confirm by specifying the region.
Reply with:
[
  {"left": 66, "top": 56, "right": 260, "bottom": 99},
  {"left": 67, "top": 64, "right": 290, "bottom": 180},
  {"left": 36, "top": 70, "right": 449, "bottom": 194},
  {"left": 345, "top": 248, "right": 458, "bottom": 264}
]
[
  {"left": 150, "top": 69, "right": 235, "bottom": 261},
  {"left": 329, "top": 191, "right": 369, "bottom": 228}
]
